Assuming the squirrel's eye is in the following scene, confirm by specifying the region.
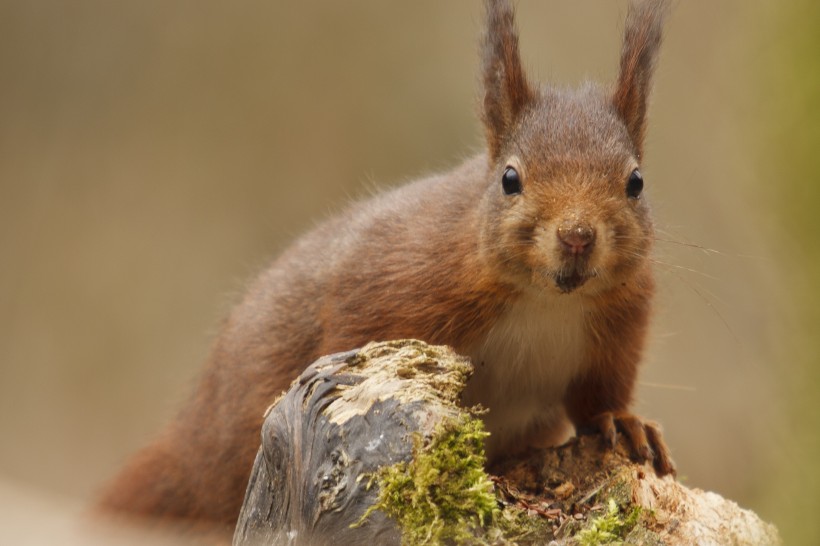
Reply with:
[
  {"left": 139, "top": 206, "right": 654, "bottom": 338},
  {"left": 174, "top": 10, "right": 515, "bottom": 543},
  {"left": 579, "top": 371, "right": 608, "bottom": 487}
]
[
  {"left": 626, "top": 169, "right": 643, "bottom": 199},
  {"left": 502, "top": 167, "right": 522, "bottom": 195}
]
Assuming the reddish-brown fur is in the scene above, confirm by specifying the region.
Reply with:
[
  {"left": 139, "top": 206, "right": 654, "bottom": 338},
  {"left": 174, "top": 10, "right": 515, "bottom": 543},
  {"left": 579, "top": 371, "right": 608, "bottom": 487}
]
[{"left": 95, "top": 0, "right": 673, "bottom": 538}]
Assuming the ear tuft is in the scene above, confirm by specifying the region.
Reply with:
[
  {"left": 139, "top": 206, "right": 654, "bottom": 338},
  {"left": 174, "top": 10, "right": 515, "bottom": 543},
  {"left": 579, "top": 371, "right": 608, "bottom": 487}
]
[
  {"left": 481, "top": 0, "right": 534, "bottom": 161},
  {"left": 613, "top": 0, "right": 671, "bottom": 158}
]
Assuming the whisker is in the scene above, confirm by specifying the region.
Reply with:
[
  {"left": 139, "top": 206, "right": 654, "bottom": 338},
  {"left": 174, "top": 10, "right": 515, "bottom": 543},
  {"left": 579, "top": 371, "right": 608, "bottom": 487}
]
[
  {"left": 649, "top": 259, "right": 720, "bottom": 281},
  {"left": 653, "top": 228, "right": 768, "bottom": 262},
  {"left": 639, "top": 381, "right": 696, "bottom": 392},
  {"left": 668, "top": 268, "right": 739, "bottom": 345},
  {"left": 653, "top": 237, "right": 723, "bottom": 255}
]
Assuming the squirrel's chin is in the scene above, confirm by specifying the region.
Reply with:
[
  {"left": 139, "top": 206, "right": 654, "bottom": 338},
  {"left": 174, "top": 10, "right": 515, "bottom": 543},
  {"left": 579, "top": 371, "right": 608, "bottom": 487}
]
[
  {"left": 554, "top": 271, "right": 590, "bottom": 294},
  {"left": 530, "top": 267, "right": 598, "bottom": 295}
]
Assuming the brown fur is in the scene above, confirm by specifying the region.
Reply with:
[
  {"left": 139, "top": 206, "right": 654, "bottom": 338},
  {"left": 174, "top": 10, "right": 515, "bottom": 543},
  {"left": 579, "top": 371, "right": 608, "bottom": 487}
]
[{"left": 95, "top": 0, "right": 673, "bottom": 537}]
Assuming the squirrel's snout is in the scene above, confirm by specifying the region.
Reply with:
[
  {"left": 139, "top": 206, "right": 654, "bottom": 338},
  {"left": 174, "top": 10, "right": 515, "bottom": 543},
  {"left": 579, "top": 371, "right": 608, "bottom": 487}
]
[{"left": 557, "top": 223, "right": 596, "bottom": 257}]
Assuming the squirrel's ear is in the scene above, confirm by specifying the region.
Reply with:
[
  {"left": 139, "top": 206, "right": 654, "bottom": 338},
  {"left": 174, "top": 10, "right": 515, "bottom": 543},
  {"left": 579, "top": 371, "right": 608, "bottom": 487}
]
[
  {"left": 613, "top": 0, "right": 670, "bottom": 158},
  {"left": 481, "top": 0, "right": 534, "bottom": 161}
]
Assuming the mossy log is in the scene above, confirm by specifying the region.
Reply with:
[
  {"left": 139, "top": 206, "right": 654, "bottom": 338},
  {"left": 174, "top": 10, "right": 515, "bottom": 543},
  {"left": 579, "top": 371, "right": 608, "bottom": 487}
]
[{"left": 232, "top": 340, "right": 781, "bottom": 546}]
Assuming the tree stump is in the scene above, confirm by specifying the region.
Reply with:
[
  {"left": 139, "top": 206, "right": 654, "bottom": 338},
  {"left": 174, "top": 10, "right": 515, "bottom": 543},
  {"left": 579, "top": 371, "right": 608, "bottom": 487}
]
[{"left": 233, "top": 340, "right": 781, "bottom": 546}]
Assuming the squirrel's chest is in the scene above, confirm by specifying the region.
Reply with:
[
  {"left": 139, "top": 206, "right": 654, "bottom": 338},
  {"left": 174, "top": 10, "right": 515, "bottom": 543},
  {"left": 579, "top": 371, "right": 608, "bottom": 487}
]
[
  {"left": 467, "top": 293, "right": 589, "bottom": 397},
  {"left": 463, "top": 293, "right": 589, "bottom": 449}
]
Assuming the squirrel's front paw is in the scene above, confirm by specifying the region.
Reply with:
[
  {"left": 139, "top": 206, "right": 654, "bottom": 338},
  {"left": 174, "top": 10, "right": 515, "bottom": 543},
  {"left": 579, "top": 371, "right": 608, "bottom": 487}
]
[{"left": 581, "top": 411, "right": 676, "bottom": 477}]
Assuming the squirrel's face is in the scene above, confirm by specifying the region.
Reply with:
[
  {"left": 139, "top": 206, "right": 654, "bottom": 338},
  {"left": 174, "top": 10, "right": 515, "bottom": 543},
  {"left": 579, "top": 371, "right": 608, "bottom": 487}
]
[
  {"left": 479, "top": 0, "right": 666, "bottom": 296},
  {"left": 480, "top": 87, "right": 653, "bottom": 296}
]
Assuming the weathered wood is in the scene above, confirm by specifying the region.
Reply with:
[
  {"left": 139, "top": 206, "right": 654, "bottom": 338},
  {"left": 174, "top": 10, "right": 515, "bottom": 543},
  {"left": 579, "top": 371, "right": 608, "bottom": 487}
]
[
  {"left": 234, "top": 340, "right": 781, "bottom": 545},
  {"left": 232, "top": 340, "right": 472, "bottom": 546}
]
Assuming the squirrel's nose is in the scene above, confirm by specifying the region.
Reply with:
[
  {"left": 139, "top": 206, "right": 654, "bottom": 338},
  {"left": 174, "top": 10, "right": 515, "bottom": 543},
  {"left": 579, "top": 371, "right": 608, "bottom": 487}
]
[{"left": 557, "top": 223, "right": 596, "bottom": 256}]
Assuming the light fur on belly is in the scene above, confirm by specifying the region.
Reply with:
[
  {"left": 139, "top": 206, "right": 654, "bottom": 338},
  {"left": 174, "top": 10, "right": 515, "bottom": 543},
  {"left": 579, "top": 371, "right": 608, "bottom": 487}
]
[{"left": 464, "top": 289, "right": 589, "bottom": 458}]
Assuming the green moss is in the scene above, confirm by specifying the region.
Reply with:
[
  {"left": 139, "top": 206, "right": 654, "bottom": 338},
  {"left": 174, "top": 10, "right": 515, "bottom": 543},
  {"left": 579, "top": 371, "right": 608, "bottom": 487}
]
[
  {"left": 598, "top": 474, "right": 633, "bottom": 509},
  {"left": 355, "top": 414, "right": 497, "bottom": 545},
  {"left": 488, "top": 504, "right": 553, "bottom": 544},
  {"left": 576, "top": 499, "right": 642, "bottom": 546},
  {"left": 354, "top": 412, "right": 553, "bottom": 545}
]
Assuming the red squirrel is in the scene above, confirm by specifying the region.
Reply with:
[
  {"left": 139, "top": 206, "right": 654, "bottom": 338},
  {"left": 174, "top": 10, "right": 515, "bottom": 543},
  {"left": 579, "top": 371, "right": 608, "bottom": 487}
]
[{"left": 96, "top": 0, "right": 674, "bottom": 535}]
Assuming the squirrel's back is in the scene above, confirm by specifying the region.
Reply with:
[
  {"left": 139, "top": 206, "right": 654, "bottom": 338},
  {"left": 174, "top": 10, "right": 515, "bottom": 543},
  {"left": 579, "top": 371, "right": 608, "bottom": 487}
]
[{"left": 94, "top": 154, "right": 507, "bottom": 528}]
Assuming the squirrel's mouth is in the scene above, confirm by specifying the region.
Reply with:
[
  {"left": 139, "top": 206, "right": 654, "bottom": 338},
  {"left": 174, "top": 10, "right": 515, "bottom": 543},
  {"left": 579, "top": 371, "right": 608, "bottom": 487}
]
[
  {"left": 554, "top": 271, "right": 589, "bottom": 293},
  {"left": 552, "top": 261, "right": 597, "bottom": 294}
]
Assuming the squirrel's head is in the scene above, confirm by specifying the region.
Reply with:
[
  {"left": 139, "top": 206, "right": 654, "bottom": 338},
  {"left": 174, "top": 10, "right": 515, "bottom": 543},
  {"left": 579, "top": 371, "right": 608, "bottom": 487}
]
[{"left": 478, "top": 0, "right": 669, "bottom": 296}]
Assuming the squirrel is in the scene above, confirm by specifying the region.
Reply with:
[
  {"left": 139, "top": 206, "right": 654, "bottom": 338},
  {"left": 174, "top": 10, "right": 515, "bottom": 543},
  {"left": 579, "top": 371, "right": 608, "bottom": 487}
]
[{"left": 95, "top": 0, "right": 675, "bottom": 537}]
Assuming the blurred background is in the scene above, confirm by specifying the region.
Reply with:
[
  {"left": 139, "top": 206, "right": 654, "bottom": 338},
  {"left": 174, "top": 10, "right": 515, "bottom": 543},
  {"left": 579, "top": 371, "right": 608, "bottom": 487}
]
[{"left": 0, "top": 1, "right": 816, "bottom": 543}]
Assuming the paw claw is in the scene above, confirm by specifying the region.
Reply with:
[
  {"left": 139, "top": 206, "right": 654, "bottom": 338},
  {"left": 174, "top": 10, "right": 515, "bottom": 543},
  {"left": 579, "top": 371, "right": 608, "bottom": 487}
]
[
  {"left": 637, "top": 445, "right": 653, "bottom": 461},
  {"left": 582, "top": 411, "right": 675, "bottom": 477},
  {"left": 592, "top": 413, "right": 617, "bottom": 449}
]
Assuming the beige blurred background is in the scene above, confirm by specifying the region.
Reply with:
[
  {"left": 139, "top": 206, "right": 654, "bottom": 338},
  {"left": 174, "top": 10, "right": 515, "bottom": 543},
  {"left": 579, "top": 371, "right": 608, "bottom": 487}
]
[{"left": 0, "top": 1, "right": 815, "bottom": 543}]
